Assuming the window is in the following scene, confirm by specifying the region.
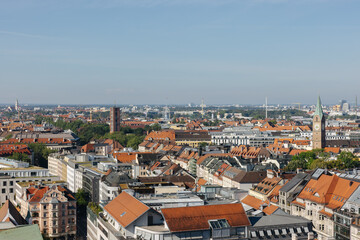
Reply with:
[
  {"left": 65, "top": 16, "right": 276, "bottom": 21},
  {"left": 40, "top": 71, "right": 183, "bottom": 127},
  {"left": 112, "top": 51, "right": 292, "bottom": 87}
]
[
  {"left": 2, "top": 189, "right": 5, "bottom": 193},
  {"left": 10, "top": 181, "right": 13, "bottom": 186},
  {"left": 10, "top": 188, "right": 13, "bottom": 193},
  {"left": 53, "top": 220, "right": 56, "bottom": 226},
  {"left": 44, "top": 213, "right": 47, "bottom": 217},
  {"left": 44, "top": 221, "right": 47, "bottom": 226},
  {"left": 43, "top": 205, "right": 47, "bottom": 210},
  {"left": 3, "top": 181, "right": 6, "bottom": 186}
]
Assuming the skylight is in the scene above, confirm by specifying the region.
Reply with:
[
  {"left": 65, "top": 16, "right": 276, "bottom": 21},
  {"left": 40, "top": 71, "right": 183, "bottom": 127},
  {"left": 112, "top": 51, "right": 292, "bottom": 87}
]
[{"left": 120, "top": 212, "right": 126, "bottom": 217}]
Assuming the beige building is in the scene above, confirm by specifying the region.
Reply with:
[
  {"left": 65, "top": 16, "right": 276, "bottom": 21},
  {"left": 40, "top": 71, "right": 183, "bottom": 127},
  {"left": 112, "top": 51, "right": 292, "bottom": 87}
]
[
  {"left": 291, "top": 173, "right": 360, "bottom": 240},
  {"left": 17, "top": 183, "right": 77, "bottom": 239}
]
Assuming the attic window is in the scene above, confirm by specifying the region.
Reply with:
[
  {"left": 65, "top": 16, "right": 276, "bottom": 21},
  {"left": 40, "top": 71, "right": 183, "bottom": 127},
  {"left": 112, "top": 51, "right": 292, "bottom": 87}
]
[
  {"left": 314, "top": 192, "right": 320, "bottom": 197},
  {"left": 209, "top": 219, "right": 230, "bottom": 229},
  {"left": 120, "top": 212, "right": 126, "bottom": 217}
]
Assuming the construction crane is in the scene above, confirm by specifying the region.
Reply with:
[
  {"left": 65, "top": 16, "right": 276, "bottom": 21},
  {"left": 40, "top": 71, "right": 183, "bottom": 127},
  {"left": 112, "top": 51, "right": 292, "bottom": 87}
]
[{"left": 292, "top": 103, "right": 301, "bottom": 110}]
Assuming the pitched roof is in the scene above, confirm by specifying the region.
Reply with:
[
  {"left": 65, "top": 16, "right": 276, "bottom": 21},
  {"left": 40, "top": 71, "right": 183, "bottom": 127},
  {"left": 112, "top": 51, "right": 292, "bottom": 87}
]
[
  {"left": 241, "top": 195, "right": 268, "bottom": 210},
  {"left": 262, "top": 205, "right": 279, "bottom": 215},
  {"left": 232, "top": 170, "right": 267, "bottom": 183},
  {"left": 112, "top": 152, "right": 137, "bottom": 163},
  {"left": 104, "top": 192, "right": 149, "bottom": 228},
  {"left": 161, "top": 203, "right": 250, "bottom": 232},
  {"left": 297, "top": 174, "right": 360, "bottom": 209},
  {"left": 314, "top": 95, "right": 324, "bottom": 119},
  {"left": 0, "top": 224, "right": 43, "bottom": 240},
  {"left": 0, "top": 200, "right": 27, "bottom": 225},
  {"left": 196, "top": 153, "right": 233, "bottom": 165}
]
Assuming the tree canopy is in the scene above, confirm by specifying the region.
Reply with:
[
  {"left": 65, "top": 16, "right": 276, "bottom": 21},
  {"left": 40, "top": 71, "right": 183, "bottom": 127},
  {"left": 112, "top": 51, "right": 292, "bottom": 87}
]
[{"left": 285, "top": 149, "right": 359, "bottom": 171}]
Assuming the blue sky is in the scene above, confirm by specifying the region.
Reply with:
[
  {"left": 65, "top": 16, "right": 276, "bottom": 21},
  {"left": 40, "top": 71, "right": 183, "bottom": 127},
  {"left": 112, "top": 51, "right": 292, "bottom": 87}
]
[{"left": 1, "top": 0, "right": 359, "bottom": 105}]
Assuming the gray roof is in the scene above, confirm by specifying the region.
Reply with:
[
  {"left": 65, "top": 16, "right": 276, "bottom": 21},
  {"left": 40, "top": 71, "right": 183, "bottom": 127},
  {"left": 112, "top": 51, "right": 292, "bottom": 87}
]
[
  {"left": 279, "top": 173, "right": 309, "bottom": 193},
  {"left": 103, "top": 170, "right": 132, "bottom": 187},
  {"left": 252, "top": 214, "right": 311, "bottom": 227}
]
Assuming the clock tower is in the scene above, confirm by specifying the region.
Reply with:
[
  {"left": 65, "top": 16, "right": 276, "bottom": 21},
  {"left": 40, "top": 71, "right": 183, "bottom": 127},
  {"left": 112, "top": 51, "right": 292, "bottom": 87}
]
[{"left": 312, "top": 96, "right": 326, "bottom": 149}]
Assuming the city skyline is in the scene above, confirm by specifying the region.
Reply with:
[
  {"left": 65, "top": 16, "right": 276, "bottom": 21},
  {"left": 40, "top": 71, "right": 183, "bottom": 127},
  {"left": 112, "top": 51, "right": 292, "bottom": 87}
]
[{"left": 1, "top": 0, "right": 360, "bottom": 104}]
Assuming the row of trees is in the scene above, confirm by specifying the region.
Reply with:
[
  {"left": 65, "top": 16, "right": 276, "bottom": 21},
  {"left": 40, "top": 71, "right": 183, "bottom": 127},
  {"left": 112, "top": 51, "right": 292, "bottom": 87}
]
[
  {"left": 285, "top": 150, "right": 359, "bottom": 171},
  {"left": 36, "top": 115, "right": 162, "bottom": 148},
  {"left": 100, "top": 124, "right": 161, "bottom": 149}
]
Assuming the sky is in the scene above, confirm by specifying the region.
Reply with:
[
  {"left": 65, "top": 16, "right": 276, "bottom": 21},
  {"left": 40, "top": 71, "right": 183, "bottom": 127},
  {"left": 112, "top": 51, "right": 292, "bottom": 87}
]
[{"left": 1, "top": 0, "right": 360, "bottom": 105}]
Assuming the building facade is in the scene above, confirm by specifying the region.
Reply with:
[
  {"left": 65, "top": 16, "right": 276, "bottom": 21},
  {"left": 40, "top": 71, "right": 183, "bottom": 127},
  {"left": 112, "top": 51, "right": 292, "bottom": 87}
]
[
  {"left": 312, "top": 96, "right": 326, "bottom": 149},
  {"left": 110, "top": 107, "right": 121, "bottom": 133}
]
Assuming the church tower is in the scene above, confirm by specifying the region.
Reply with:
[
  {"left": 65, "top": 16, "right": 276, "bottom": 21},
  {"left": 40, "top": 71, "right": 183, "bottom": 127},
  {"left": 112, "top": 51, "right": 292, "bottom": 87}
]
[{"left": 312, "top": 96, "right": 326, "bottom": 149}]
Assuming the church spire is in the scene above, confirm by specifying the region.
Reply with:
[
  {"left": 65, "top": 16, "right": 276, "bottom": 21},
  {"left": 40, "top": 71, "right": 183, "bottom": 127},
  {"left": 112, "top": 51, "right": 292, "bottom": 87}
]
[{"left": 314, "top": 95, "right": 323, "bottom": 119}]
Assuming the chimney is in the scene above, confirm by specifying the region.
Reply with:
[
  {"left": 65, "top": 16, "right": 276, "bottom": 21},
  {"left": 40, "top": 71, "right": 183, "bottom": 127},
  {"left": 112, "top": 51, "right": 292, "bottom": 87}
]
[{"left": 267, "top": 169, "right": 274, "bottom": 179}]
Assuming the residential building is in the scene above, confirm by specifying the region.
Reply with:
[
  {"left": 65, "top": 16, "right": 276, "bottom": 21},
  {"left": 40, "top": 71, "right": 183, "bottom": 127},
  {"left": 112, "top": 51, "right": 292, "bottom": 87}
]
[
  {"left": 135, "top": 203, "right": 251, "bottom": 240},
  {"left": 88, "top": 191, "right": 162, "bottom": 240},
  {"left": 0, "top": 174, "right": 60, "bottom": 205},
  {"left": 99, "top": 168, "right": 134, "bottom": 203},
  {"left": 17, "top": 183, "right": 76, "bottom": 239},
  {"left": 279, "top": 172, "right": 311, "bottom": 214},
  {"left": 290, "top": 172, "right": 360, "bottom": 240},
  {"left": 0, "top": 200, "right": 28, "bottom": 226},
  {"left": 248, "top": 214, "right": 314, "bottom": 239}
]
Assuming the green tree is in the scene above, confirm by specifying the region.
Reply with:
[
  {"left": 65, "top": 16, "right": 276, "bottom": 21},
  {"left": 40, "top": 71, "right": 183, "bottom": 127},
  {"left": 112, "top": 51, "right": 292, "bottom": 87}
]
[
  {"left": 28, "top": 143, "right": 56, "bottom": 168},
  {"left": 8, "top": 152, "right": 31, "bottom": 163},
  {"left": 309, "top": 159, "right": 327, "bottom": 170},
  {"left": 75, "top": 188, "right": 90, "bottom": 207},
  {"left": 337, "top": 151, "right": 358, "bottom": 169}
]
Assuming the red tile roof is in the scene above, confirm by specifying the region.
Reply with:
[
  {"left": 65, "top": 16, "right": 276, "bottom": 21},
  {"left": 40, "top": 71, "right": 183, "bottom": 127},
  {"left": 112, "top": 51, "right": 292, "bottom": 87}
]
[
  {"left": 104, "top": 192, "right": 149, "bottom": 228},
  {"left": 161, "top": 203, "right": 250, "bottom": 232},
  {"left": 241, "top": 195, "right": 269, "bottom": 210},
  {"left": 112, "top": 152, "right": 137, "bottom": 163},
  {"left": 263, "top": 205, "right": 279, "bottom": 215},
  {"left": 297, "top": 174, "right": 360, "bottom": 209}
]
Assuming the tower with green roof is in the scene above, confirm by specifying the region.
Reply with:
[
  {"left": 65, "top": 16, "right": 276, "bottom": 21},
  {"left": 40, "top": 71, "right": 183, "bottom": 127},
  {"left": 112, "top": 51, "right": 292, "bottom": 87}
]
[{"left": 312, "top": 96, "right": 326, "bottom": 149}]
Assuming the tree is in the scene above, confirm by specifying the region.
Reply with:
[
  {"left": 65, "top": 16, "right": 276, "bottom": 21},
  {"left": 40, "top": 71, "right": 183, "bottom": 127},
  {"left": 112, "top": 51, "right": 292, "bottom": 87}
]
[
  {"left": 75, "top": 188, "right": 90, "bottom": 208},
  {"left": 337, "top": 151, "right": 358, "bottom": 169},
  {"left": 8, "top": 152, "right": 31, "bottom": 163},
  {"left": 309, "top": 159, "right": 327, "bottom": 170},
  {"left": 28, "top": 143, "right": 56, "bottom": 168}
]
